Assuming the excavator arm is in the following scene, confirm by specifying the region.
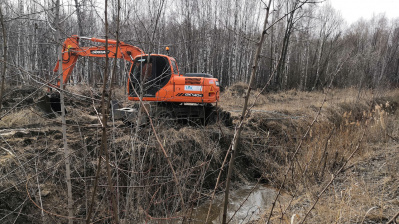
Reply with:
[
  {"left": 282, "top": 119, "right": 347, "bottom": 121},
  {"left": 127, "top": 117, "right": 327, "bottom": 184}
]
[
  {"left": 39, "top": 35, "right": 144, "bottom": 115},
  {"left": 52, "top": 35, "right": 144, "bottom": 88}
]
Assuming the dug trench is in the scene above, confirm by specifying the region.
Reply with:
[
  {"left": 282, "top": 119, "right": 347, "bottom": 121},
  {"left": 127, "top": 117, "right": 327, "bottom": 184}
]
[{"left": 0, "top": 84, "right": 398, "bottom": 223}]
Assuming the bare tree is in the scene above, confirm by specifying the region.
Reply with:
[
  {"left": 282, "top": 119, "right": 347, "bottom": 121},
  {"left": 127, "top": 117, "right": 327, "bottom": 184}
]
[
  {"left": 53, "top": 0, "right": 74, "bottom": 222},
  {"left": 0, "top": 4, "right": 6, "bottom": 112},
  {"left": 222, "top": 1, "right": 273, "bottom": 223}
]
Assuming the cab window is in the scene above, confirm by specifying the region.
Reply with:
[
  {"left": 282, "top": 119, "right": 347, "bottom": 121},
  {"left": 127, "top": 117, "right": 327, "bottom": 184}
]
[{"left": 171, "top": 60, "right": 178, "bottom": 74}]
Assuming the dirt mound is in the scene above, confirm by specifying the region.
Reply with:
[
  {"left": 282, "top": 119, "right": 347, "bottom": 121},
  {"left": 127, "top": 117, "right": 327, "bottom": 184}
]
[
  {"left": 0, "top": 85, "right": 104, "bottom": 129},
  {"left": 225, "top": 82, "right": 249, "bottom": 97},
  {"left": 1, "top": 86, "right": 46, "bottom": 109}
]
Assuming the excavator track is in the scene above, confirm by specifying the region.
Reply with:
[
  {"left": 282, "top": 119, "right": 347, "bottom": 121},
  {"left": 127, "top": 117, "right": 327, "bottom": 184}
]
[{"left": 113, "top": 102, "right": 232, "bottom": 127}]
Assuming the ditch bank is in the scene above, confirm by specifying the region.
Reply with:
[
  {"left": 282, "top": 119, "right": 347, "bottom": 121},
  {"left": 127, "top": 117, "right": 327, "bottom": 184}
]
[{"left": 1, "top": 85, "right": 399, "bottom": 223}]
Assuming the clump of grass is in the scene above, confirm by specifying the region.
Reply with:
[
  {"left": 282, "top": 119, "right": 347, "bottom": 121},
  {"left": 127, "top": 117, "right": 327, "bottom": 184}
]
[
  {"left": 67, "top": 83, "right": 100, "bottom": 97},
  {"left": 326, "top": 102, "right": 368, "bottom": 128},
  {"left": 0, "top": 109, "right": 48, "bottom": 128}
]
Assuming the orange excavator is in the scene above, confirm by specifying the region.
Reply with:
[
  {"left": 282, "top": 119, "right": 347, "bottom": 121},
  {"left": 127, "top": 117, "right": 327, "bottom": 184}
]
[{"left": 41, "top": 35, "right": 230, "bottom": 125}]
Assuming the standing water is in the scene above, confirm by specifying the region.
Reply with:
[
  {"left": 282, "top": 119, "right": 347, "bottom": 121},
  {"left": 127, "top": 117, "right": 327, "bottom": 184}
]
[{"left": 187, "top": 184, "right": 281, "bottom": 223}]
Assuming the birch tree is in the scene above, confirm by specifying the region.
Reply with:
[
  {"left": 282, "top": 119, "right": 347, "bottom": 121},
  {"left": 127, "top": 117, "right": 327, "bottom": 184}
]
[
  {"left": 54, "top": 0, "right": 74, "bottom": 222},
  {"left": 0, "top": 4, "right": 6, "bottom": 112}
]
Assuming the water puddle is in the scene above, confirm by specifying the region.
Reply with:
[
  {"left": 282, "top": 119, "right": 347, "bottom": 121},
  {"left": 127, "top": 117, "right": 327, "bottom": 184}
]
[{"left": 187, "top": 184, "right": 280, "bottom": 224}]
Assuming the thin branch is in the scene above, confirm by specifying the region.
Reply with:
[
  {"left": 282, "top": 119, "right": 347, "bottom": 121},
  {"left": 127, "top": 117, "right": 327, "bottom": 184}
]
[
  {"left": 129, "top": 78, "right": 186, "bottom": 212},
  {"left": 299, "top": 130, "right": 366, "bottom": 224},
  {"left": 222, "top": 1, "right": 272, "bottom": 223},
  {"left": 387, "top": 210, "right": 399, "bottom": 224},
  {"left": 265, "top": 92, "right": 328, "bottom": 223}
]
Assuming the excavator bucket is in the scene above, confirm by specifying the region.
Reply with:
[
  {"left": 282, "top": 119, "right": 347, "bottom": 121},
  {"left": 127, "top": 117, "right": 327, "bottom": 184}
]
[{"left": 36, "top": 93, "right": 63, "bottom": 118}]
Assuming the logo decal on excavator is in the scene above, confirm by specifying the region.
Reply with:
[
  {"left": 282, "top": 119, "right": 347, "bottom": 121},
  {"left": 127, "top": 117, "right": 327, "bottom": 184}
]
[
  {"left": 176, "top": 93, "right": 203, "bottom": 97},
  {"left": 91, "top": 50, "right": 110, "bottom": 55},
  {"left": 184, "top": 85, "right": 202, "bottom": 91}
]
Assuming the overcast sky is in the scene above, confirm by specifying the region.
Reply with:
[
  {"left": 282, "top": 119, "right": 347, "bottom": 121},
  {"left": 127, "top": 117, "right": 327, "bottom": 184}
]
[{"left": 325, "top": 0, "right": 399, "bottom": 24}]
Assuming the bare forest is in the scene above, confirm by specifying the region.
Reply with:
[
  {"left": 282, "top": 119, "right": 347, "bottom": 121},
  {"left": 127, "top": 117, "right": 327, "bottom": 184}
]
[{"left": 1, "top": 0, "right": 399, "bottom": 223}]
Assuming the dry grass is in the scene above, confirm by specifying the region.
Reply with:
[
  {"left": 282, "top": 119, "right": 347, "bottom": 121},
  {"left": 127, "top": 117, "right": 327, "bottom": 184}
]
[
  {"left": 220, "top": 84, "right": 372, "bottom": 115},
  {"left": 220, "top": 83, "right": 399, "bottom": 119},
  {"left": 297, "top": 140, "right": 399, "bottom": 223},
  {"left": 0, "top": 108, "right": 49, "bottom": 128},
  {"left": 223, "top": 85, "right": 399, "bottom": 224},
  {"left": 1, "top": 83, "right": 399, "bottom": 223}
]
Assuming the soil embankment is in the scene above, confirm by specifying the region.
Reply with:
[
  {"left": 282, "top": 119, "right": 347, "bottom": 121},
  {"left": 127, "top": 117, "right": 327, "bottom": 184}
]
[{"left": 1, "top": 84, "right": 398, "bottom": 223}]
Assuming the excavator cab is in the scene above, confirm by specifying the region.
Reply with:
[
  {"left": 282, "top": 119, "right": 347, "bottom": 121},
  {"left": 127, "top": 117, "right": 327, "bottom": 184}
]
[{"left": 129, "top": 55, "right": 172, "bottom": 98}]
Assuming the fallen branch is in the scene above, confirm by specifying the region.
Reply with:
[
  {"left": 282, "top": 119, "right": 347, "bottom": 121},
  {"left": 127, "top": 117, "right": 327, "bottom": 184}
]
[{"left": 387, "top": 210, "right": 399, "bottom": 224}]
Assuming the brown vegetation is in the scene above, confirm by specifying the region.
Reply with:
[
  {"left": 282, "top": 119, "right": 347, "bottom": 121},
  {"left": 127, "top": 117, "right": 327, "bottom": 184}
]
[{"left": 0, "top": 83, "right": 398, "bottom": 223}]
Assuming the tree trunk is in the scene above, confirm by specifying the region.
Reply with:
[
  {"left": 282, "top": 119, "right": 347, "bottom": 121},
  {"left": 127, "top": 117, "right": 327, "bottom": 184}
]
[
  {"left": 54, "top": 0, "right": 74, "bottom": 222},
  {"left": 276, "top": 5, "right": 296, "bottom": 90},
  {"left": 222, "top": 1, "right": 272, "bottom": 223},
  {"left": 0, "top": 5, "right": 7, "bottom": 112},
  {"left": 74, "top": 0, "right": 86, "bottom": 84}
]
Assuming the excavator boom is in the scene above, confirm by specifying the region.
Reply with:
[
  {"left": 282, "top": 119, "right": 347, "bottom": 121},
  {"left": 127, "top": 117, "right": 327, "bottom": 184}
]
[
  {"left": 53, "top": 35, "right": 144, "bottom": 88},
  {"left": 40, "top": 35, "right": 144, "bottom": 114}
]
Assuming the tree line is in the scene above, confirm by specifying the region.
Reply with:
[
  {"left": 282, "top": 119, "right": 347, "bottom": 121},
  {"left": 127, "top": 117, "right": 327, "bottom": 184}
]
[{"left": 1, "top": 0, "right": 399, "bottom": 91}]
